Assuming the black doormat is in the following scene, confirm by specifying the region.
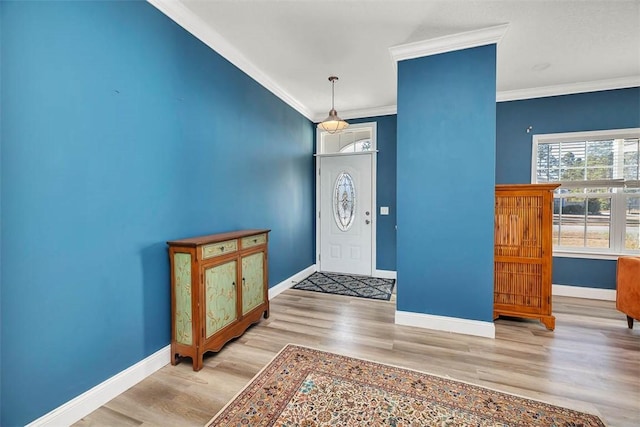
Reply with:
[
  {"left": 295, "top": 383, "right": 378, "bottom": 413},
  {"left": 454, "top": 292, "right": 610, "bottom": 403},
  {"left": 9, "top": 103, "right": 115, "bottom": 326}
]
[{"left": 292, "top": 272, "right": 395, "bottom": 301}]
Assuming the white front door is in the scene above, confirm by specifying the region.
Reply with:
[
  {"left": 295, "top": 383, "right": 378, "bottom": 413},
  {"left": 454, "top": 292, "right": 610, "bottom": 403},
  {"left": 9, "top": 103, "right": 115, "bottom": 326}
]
[{"left": 318, "top": 153, "right": 373, "bottom": 275}]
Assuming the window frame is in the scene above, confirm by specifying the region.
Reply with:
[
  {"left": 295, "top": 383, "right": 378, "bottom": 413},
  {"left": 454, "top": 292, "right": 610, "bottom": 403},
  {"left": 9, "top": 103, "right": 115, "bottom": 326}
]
[
  {"left": 531, "top": 128, "right": 640, "bottom": 260},
  {"left": 317, "top": 123, "right": 377, "bottom": 155}
]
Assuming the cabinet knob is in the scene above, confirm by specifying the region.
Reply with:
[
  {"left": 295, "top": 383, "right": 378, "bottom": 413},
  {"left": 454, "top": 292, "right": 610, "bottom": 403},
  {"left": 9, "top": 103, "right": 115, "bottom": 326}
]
[
  {"left": 232, "top": 281, "right": 236, "bottom": 287},
  {"left": 253, "top": 239, "right": 257, "bottom": 243},
  {"left": 220, "top": 246, "right": 225, "bottom": 251}
]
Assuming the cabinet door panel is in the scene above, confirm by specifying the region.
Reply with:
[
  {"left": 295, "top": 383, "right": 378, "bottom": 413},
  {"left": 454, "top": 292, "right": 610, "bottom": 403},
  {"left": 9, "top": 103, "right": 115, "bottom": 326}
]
[
  {"left": 242, "top": 253, "right": 264, "bottom": 315},
  {"left": 205, "top": 260, "right": 237, "bottom": 337},
  {"left": 173, "top": 253, "right": 193, "bottom": 345}
]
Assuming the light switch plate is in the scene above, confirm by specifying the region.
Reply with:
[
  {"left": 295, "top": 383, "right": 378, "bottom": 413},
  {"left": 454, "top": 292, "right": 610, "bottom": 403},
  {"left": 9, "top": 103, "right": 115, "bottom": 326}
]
[{"left": 380, "top": 206, "right": 389, "bottom": 215}]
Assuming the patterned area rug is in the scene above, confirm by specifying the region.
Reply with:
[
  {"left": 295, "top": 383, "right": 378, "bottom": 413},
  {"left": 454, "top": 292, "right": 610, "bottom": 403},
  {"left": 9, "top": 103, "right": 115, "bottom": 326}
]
[
  {"left": 292, "top": 272, "right": 395, "bottom": 301},
  {"left": 207, "top": 344, "right": 604, "bottom": 427}
]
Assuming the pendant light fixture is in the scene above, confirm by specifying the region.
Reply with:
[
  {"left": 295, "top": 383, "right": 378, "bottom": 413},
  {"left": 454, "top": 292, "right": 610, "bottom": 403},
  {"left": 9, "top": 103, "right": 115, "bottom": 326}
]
[{"left": 318, "top": 76, "right": 348, "bottom": 134}]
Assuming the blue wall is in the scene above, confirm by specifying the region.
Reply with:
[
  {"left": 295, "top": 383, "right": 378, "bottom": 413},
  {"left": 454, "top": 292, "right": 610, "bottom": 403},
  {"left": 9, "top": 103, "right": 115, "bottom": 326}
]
[
  {"left": 347, "top": 115, "right": 397, "bottom": 271},
  {"left": 0, "top": 1, "right": 314, "bottom": 425},
  {"left": 496, "top": 88, "right": 640, "bottom": 289},
  {"left": 396, "top": 45, "right": 496, "bottom": 321},
  {"left": 0, "top": 3, "right": 3, "bottom": 422}
]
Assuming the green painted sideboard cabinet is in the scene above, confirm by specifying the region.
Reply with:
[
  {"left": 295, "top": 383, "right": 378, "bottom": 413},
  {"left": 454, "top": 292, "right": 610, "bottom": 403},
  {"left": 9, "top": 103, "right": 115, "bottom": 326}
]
[{"left": 167, "top": 229, "right": 270, "bottom": 371}]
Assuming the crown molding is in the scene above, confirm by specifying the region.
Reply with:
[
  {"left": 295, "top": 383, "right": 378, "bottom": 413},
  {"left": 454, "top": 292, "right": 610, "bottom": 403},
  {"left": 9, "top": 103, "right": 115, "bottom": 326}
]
[
  {"left": 146, "top": 0, "right": 314, "bottom": 120},
  {"left": 316, "top": 76, "right": 640, "bottom": 120},
  {"left": 313, "top": 105, "right": 397, "bottom": 123},
  {"left": 341, "top": 105, "right": 397, "bottom": 121},
  {"left": 138, "top": 4, "right": 640, "bottom": 120},
  {"left": 496, "top": 76, "right": 640, "bottom": 102},
  {"left": 389, "top": 24, "right": 509, "bottom": 63}
]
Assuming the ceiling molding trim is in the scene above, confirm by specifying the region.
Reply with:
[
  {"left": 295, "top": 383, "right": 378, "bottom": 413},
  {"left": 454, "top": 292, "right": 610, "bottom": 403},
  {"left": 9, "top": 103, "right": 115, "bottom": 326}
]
[
  {"left": 146, "top": 0, "right": 314, "bottom": 120},
  {"left": 314, "top": 76, "right": 640, "bottom": 120},
  {"left": 342, "top": 105, "right": 398, "bottom": 121},
  {"left": 496, "top": 76, "right": 640, "bottom": 102},
  {"left": 389, "top": 24, "right": 509, "bottom": 63},
  {"left": 312, "top": 105, "right": 398, "bottom": 123}
]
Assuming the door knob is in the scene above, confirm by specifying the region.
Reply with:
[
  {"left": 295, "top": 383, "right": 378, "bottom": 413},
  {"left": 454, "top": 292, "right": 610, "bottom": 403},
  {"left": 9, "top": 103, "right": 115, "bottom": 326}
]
[
  {"left": 365, "top": 219, "right": 370, "bottom": 224},
  {"left": 365, "top": 211, "right": 370, "bottom": 216}
]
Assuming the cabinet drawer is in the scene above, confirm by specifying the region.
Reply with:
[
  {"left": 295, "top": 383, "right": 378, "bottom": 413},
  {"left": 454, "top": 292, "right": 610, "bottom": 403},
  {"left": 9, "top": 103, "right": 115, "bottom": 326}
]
[
  {"left": 202, "top": 240, "right": 237, "bottom": 259},
  {"left": 241, "top": 233, "right": 267, "bottom": 249}
]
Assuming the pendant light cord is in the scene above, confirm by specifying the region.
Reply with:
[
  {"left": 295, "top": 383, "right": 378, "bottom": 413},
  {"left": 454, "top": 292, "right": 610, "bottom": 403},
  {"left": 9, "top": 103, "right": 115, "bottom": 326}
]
[{"left": 328, "top": 76, "right": 339, "bottom": 112}]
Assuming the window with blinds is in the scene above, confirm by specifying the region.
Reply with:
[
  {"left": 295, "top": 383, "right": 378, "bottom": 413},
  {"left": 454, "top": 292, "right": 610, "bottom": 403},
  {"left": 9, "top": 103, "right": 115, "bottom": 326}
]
[{"left": 532, "top": 128, "right": 639, "bottom": 255}]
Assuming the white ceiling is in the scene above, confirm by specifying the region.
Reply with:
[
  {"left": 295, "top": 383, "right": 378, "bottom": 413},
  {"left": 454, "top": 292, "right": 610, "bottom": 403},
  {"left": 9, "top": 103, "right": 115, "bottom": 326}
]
[{"left": 156, "top": 0, "right": 640, "bottom": 121}]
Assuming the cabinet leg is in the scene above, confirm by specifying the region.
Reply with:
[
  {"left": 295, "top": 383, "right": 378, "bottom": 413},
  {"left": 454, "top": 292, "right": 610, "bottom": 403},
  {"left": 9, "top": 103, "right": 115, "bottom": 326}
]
[
  {"left": 170, "top": 346, "right": 178, "bottom": 366},
  {"left": 627, "top": 315, "right": 634, "bottom": 329},
  {"left": 193, "top": 354, "right": 203, "bottom": 371},
  {"left": 264, "top": 308, "right": 270, "bottom": 319},
  {"left": 541, "top": 316, "right": 555, "bottom": 331}
]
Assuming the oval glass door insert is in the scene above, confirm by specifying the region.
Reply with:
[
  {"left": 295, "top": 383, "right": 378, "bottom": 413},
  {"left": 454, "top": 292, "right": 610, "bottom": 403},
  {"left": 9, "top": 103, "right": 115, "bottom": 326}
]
[{"left": 333, "top": 172, "right": 356, "bottom": 231}]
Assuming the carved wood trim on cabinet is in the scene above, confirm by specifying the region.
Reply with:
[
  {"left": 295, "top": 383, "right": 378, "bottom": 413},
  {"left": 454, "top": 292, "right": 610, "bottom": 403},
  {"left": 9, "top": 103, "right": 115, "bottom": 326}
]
[
  {"left": 494, "top": 184, "right": 559, "bottom": 330},
  {"left": 168, "top": 229, "right": 270, "bottom": 371}
]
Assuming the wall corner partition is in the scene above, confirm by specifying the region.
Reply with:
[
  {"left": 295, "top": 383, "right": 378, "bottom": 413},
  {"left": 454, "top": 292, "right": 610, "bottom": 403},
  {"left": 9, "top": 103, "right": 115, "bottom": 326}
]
[{"left": 393, "top": 35, "right": 500, "bottom": 337}]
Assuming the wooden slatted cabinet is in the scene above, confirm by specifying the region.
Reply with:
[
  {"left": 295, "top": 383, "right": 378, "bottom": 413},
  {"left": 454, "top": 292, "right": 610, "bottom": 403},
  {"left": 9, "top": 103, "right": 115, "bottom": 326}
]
[
  {"left": 168, "top": 229, "right": 270, "bottom": 370},
  {"left": 494, "top": 184, "right": 559, "bottom": 330}
]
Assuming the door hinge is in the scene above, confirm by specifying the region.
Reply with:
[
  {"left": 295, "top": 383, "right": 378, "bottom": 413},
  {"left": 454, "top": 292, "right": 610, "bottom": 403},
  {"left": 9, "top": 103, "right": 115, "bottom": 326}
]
[
  {"left": 318, "top": 169, "right": 321, "bottom": 175},
  {"left": 318, "top": 253, "right": 321, "bottom": 261},
  {"left": 318, "top": 211, "right": 320, "bottom": 218}
]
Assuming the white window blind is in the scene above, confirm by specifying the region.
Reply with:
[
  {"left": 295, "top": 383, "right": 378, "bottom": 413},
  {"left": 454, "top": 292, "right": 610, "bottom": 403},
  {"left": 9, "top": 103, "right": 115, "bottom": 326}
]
[{"left": 536, "top": 137, "right": 639, "bottom": 188}]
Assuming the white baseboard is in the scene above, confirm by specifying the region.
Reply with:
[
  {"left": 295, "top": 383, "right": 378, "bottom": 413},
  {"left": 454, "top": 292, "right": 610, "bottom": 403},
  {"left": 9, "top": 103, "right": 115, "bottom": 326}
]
[
  {"left": 553, "top": 284, "right": 616, "bottom": 301},
  {"left": 269, "top": 264, "right": 317, "bottom": 299},
  {"left": 395, "top": 310, "right": 495, "bottom": 339},
  {"left": 374, "top": 269, "right": 397, "bottom": 279},
  {"left": 26, "top": 345, "right": 171, "bottom": 427}
]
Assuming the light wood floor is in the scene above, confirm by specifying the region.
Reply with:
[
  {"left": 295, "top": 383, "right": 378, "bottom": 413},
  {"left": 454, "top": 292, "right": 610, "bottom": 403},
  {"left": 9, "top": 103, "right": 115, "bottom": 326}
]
[{"left": 76, "top": 290, "right": 639, "bottom": 426}]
